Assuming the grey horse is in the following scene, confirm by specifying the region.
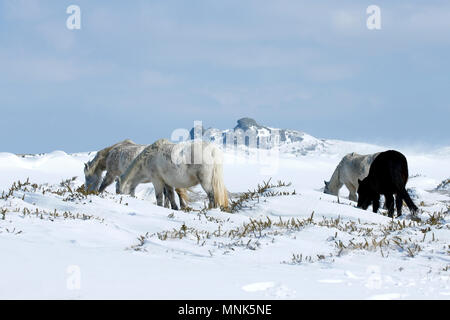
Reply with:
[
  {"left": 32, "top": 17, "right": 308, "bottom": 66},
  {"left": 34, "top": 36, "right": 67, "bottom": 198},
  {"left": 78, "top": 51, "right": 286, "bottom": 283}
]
[
  {"left": 84, "top": 139, "right": 188, "bottom": 209},
  {"left": 324, "top": 152, "right": 380, "bottom": 202}
]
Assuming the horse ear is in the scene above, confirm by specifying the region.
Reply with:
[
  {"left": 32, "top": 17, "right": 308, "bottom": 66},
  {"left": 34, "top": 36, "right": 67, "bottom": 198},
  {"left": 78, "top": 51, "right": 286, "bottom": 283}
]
[
  {"left": 324, "top": 181, "right": 328, "bottom": 186},
  {"left": 84, "top": 163, "right": 88, "bottom": 169}
]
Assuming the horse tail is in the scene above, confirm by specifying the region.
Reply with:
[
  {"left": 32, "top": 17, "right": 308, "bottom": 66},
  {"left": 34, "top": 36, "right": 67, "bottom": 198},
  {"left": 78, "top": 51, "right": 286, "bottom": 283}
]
[
  {"left": 391, "top": 157, "right": 418, "bottom": 213},
  {"left": 212, "top": 161, "right": 229, "bottom": 209},
  {"left": 175, "top": 188, "right": 190, "bottom": 204}
]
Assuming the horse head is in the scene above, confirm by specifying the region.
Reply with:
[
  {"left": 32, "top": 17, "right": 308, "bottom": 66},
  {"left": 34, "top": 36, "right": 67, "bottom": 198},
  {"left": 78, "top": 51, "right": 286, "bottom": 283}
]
[
  {"left": 356, "top": 178, "right": 372, "bottom": 210},
  {"left": 115, "top": 175, "right": 132, "bottom": 195},
  {"left": 84, "top": 162, "right": 101, "bottom": 192},
  {"left": 115, "top": 177, "right": 122, "bottom": 194},
  {"left": 323, "top": 180, "right": 331, "bottom": 194}
]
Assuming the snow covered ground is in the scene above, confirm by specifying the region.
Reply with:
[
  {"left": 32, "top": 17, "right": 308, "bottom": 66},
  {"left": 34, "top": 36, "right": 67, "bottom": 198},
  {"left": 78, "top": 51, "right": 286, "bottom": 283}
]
[{"left": 0, "top": 141, "right": 449, "bottom": 300}]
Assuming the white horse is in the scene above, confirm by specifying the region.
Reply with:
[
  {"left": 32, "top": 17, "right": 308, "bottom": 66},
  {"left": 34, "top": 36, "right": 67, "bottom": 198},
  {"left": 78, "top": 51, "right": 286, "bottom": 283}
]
[
  {"left": 324, "top": 152, "right": 380, "bottom": 201},
  {"left": 117, "top": 140, "right": 229, "bottom": 209},
  {"left": 84, "top": 139, "right": 188, "bottom": 209}
]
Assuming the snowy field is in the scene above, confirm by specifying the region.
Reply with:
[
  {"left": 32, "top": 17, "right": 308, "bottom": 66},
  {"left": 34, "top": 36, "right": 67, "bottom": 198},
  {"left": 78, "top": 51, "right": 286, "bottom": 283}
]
[{"left": 0, "top": 142, "right": 449, "bottom": 300}]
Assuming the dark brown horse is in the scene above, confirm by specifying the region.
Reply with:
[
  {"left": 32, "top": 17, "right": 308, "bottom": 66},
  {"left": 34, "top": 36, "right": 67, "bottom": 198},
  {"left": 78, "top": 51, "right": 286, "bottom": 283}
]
[{"left": 357, "top": 150, "right": 418, "bottom": 218}]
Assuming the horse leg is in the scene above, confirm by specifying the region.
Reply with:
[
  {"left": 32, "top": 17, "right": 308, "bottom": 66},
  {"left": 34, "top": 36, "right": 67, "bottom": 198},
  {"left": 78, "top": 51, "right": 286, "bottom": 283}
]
[
  {"left": 152, "top": 179, "right": 165, "bottom": 207},
  {"left": 372, "top": 194, "right": 381, "bottom": 213},
  {"left": 176, "top": 189, "right": 186, "bottom": 209},
  {"left": 385, "top": 194, "right": 395, "bottom": 218},
  {"left": 346, "top": 183, "right": 357, "bottom": 202},
  {"left": 164, "top": 185, "right": 179, "bottom": 210},
  {"left": 207, "top": 192, "right": 215, "bottom": 209},
  {"left": 126, "top": 178, "right": 141, "bottom": 197},
  {"left": 163, "top": 187, "right": 170, "bottom": 208},
  {"left": 395, "top": 194, "right": 403, "bottom": 217},
  {"left": 129, "top": 185, "right": 137, "bottom": 197},
  {"left": 200, "top": 180, "right": 215, "bottom": 209},
  {"left": 98, "top": 172, "right": 116, "bottom": 193}
]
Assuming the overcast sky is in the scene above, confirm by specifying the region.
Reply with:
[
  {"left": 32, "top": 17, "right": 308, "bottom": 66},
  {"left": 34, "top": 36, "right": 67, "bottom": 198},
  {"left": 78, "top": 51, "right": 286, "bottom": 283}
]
[{"left": 1, "top": 0, "right": 449, "bottom": 153}]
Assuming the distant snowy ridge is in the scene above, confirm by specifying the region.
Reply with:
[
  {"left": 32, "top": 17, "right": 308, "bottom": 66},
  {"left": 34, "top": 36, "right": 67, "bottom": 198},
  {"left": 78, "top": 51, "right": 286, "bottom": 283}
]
[
  {"left": 7, "top": 117, "right": 450, "bottom": 160},
  {"left": 189, "top": 117, "right": 388, "bottom": 157},
  {"left": 190, "top": 117, "right": 323, "bottom": 146},
  {"left": 436, "top": 178, "right": 450, "bottom": 191}
]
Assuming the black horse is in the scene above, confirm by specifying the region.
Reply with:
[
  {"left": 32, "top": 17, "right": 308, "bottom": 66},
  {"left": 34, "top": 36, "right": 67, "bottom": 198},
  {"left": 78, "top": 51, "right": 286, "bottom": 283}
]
[{"left": 357, "top": 150, "right": 418, "bottom": 218}]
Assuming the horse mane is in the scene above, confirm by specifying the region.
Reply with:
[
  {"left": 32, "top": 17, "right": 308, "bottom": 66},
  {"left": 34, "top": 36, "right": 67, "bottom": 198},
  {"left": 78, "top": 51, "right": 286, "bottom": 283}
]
[
  {"left": 326, "top": 160, "right": 343, "bottom": 194},
  {"left": 326, "top": 152, "right": 361, "bottom": 194},
  {"left": 86, "top": 139, "right": 136, "bottom": 175}
]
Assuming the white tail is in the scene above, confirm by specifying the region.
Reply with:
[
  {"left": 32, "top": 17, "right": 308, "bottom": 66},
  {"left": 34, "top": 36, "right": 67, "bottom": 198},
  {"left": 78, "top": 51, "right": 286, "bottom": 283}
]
[
  {"left": 175, "top": 188, "right": 190, "bottom": 204},
  {"left": 212, "top": 162, "right": 229, "bottom": 209}
]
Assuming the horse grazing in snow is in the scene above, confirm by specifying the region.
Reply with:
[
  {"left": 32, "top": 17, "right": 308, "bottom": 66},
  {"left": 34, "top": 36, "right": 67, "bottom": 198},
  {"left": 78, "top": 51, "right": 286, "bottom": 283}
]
[
  {"left": 84, "top": 139, "right": 147, "bottom": 193},
  {"left": 357, "top": 150, "right": 418, "bottom": 218},
  {"left": 84, "top": 139, "right": 188, "bottom": 209},
  {"left": 116, "top": 140, "right": 229, "bottom": 210},
  {"left": 324, "top": 152, "right": 380, "bottom": 201}
]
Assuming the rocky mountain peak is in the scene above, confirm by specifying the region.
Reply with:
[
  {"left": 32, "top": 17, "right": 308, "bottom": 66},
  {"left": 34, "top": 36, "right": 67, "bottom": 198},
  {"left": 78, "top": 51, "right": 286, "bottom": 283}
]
[
  {"left": 234, "top": 118, "right": 261, "bottom": 131},
  {"left": 187, "top": 117, "right": 329, "bottom": 155}
]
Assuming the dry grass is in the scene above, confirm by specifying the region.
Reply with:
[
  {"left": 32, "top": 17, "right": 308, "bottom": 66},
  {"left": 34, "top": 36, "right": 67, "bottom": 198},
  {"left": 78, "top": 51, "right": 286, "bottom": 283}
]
[
  {"left": 131, "top": 203, "right": 449, "bottom": 266},
  {"left": 224, "top": 179, "right": 295, "bottom": 213},
  {"left": 0, "top": 178, "right": 105, "bottom": 223},
  {"left": 2, "top": 177, "right": 448, "bottom": 268},
  {"left": 0, "top": 177, "right": 101, "bottom": 203}
]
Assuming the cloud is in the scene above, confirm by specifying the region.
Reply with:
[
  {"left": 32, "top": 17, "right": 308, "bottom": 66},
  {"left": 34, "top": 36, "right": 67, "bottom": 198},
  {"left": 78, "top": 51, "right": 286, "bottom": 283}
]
[
  {"left": 140, "top": 70, "right": 179, "bottom": 87},
  {"left": 202, "top": 84, "right": 312, "bottom": 111},
  {"left": 1, "top": 0, "right": 43, "bottom": 21},
  {"left": 0, "top": 57, "right": 81, "bottom": 82},
  {"left": 331, "top": 9, "right": 364, "bottom": 34},
  {"left": 0, "top": 49, "right": 113, "bottom": 83},
  {"left": 394, "top": 3, "right": 450, "bottom": 43},
  {"left": 305, "top": 64, "right": 359, "bottom": 82},
  {"left": 36, "top": 22, "right": 77, "bottom": 51}
]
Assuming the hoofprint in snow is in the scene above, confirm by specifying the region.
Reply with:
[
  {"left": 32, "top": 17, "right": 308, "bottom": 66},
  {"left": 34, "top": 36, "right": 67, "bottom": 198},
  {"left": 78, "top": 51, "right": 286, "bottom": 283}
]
[{"left": 0, "top": 141, "right": 449, "bottom": 299}]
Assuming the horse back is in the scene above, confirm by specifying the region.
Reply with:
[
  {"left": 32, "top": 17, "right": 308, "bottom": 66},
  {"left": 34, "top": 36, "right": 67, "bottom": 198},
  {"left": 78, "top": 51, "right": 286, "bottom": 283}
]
[
  {"left": 106, "top": 144, "right": 146, "bottom": 174},
  {"left": 340, "top": 153, "right": 373, "bottom": 182},
  {"left": 368, "top": 150, "right": 408, "bottom": 192},
  {"left": 152, "top": 141, "right": 219, "bottom": 188}
]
